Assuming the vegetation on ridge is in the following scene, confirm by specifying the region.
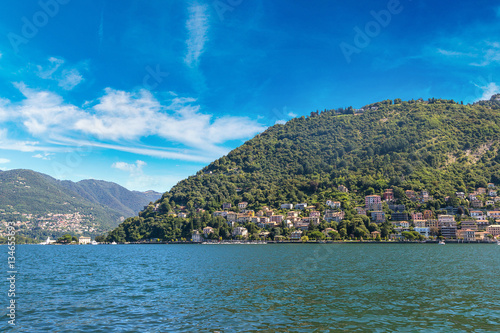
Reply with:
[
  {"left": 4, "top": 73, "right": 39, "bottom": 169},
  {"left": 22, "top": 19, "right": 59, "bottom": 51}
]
[{"left": 106, "top": 95, "right": 500, "bottom": 242}]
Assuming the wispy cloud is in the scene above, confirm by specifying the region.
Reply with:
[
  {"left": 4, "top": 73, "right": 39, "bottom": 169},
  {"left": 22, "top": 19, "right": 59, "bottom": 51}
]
[
  {"left": 470, "top": 43, "right": 500, "bottom": 67},
  {"left": 111, "top": 160, "right": 177, "bottom": 191},
  {"left": 0, "top": 84, "right": 266, "bottom": 162},
  {"left": 112, "top": 160, "right": 146, "bottom": 174},
  {"left": 437, "top": 49, "right": 474, "bottom": 57},
  {"left": 36, "top": 57, "right": 85, "bottom": 90},
  {"left": 474, "top": 82, "right": 500, "bottom": 102},
  {"left": 32, "top": 152, "right": 54, "bottom": 160},
  {"left": 184, "top": 3, "right": 210, "bottom": 67},
  {"left": 0, "top": 158, "right": 10, "bottom": 164},
  {"left": 12, "top": 82, "right": 83, "bottom": 136}
]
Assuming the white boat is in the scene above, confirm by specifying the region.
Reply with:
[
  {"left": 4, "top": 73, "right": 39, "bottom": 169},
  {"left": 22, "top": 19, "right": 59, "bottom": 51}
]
[
  {"left": 438, "top": 240, "right": 445, "bottom": 245},
  {"left": 111, "top": 241, "right": 117, "bottom": 245},
  {"left": 40, "top": 237, "right": 51, "bottom": 245},
  {"left": 91, "top": 240, "right": 99, "bottom": 245}
]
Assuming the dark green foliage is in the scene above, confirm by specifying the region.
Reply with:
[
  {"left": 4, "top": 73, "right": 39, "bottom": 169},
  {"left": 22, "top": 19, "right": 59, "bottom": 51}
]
[{"left": 108, "top": 96, "right": 500, "bottom": 241}]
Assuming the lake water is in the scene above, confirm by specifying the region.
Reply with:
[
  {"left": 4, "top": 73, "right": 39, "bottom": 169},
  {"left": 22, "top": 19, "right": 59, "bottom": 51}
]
[{"left": 1, "top": 243, "right": 500, "bottom": 332}]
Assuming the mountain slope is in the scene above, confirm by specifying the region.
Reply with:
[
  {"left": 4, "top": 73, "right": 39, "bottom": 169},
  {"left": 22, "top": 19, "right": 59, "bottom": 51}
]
[
  {"left": 59, "top": 179, "right": 161, "bottom": 217},
  {"left": 165, "top": 96, "right": 500, "bottom": 209},
  {"left": 105, "top": 95, "right": 500, "bottom": 242},
  {"left": 0, "top": 169, "right": 122, "bottom": 230},
  {"left": 0, "top": 169, "right": 161, "bottom": 238}
]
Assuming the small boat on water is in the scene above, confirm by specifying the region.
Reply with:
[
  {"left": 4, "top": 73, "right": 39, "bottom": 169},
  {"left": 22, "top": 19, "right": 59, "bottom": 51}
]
[
  {"left": 91, "top": 240, "right": 99, "bottom": 245},
  {"left": 40, "top": 237, "right": 51, "bottom": 245},
  {"left": 111, "top": 241, "right": 117, "bottom": 245},
  {"left": 438, "top": 240, "right": 445, "bottom": 245}
]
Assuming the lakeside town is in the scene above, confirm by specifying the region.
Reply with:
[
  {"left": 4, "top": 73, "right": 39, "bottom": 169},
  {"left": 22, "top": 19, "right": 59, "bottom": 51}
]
[
  {"left": 181, "top": 184, "right": 500, "bottom": 243},
  {"left": 0, "top": 208, "right": 100, "bottom": 239},
  {"left": 4, "top": 183, "right": 500, "bottom": 245}
]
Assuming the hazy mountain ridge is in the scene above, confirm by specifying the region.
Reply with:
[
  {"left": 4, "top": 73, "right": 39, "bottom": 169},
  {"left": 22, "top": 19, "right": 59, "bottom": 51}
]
[{"left": 0, "top": 169, "right": 161, "bottom": 238}]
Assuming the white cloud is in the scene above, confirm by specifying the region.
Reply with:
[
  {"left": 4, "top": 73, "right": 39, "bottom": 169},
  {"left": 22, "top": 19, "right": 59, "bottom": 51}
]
[
  {"left": 37, "top": 57, "right": 64, "bottom": 79},
  {"left": 0, "top": 84, "right": 265, "bottom": 162},
  {"left": 437, "top": 49, "right": 473, "bottom": 57},
  {"left": 0, "top": 158, "right": 10, "bottom": 164},
  {"left": 0, "top": 129, "right": 42, "bottom": 152},
  {"left": 58, "top": 68, "right": 84, "bottom": 90},
  {"left": 32, "top": 152, "right": 54, "bottom": 160},
  {"left": 112, "top": 160, "right": 146, "bottom": 175},
  {"left": 111, "top": 160, "right": 177, "bottom": 191},
  {"left": 36, "top": 57, "right": 85, "bottom": 90},
  {"left": 474, "top": 82, "right": 500, "bottom": 102},
  {"left": 74, "top": 87, "right": 265, "bottom": 153},
  {"left": 184, "top": 4, "right": 209, "bottom": 67},
  {"left": 470, "top": 43, "right": 500, "bottom": 67},
  {"left": 13, "top": 82, "right": 83, "bottom": 135}
]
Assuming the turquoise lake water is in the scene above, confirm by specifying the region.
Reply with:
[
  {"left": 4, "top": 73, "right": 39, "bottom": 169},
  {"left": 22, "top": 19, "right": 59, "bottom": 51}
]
[{"left": 1, "top": 243, "right": 500, "bottom": 332}]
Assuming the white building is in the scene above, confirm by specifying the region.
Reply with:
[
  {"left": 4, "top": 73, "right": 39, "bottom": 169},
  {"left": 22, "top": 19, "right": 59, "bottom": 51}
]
[
  {"left": 326, "top": 200, "right": 341, "bottom": 209},
  {"left": 280, "top": 204, "right": 294, "bottom": 210},
  {"left": 232, "top": 227, "right": 248, "bottom": 238},
  {"left": 79, "top": 236, "right": 91, "bottom": 245},
  {"left": 295, "top": 203, "right": 308, "bottom": 210},
  {"left": 192, "top": 230, "right": 203, "bottom": 242},
  {"left": 290, "top": 230, "right": 303, "bottom": 240},
  {"left": 414, "top": 227, "right": 430, "bottom": 238}
]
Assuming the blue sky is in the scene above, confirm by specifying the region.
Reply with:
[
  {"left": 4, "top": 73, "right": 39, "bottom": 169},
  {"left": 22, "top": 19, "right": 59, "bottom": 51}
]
[{"left": 0, "top": 0, "right": 499, "bottom": 192}]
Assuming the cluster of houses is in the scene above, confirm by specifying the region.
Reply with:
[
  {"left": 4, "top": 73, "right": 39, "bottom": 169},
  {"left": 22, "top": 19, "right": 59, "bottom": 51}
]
[
  {"left": 191, "top": 184, "right": 500, "bottom": 242},
  {"left": 0, "top": 211, "right": 99, "bottom": 238}
]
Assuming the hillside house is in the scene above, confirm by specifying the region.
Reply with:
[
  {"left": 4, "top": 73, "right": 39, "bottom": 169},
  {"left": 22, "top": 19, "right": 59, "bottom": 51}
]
[
  {"left": 371, "top": 211, "right": 385, "bottom": 223},
  {"left": 383, "top": 189, "right": 394, "bottom": 201},
  {"left": 365, "top": 195, "right": 382, "bottom": 210},
  {"left": 232, "top": 227, "right": 248, "bottom": 238},
  {"left": 192, "top": 230, "right": 203, "bottom": 242},
  {"left": 291, "top": 230, "right": 303, "bottom": 240},
  {"left": 203, "top": 227, "right": 214, "bottom": 237},
  {"left": 337, "top": 185, "right": 349, "bottom": 193},
  {"left": 325, "top": 210, "right": 345, "bottom": 223},
  {"left": 295, "top": 203, "right": 308, "bottom": 210},
  {"left": 470, "top": 211, "right": 485, "bottom": 220},
  {"left": 326, "top": 200, "right": 341, "bottom": 209}
]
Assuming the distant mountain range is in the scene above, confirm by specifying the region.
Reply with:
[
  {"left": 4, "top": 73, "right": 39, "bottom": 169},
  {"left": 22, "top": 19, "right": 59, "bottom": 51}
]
[{"left": 0, "top": 169, "right": 161, "bottom": 238}]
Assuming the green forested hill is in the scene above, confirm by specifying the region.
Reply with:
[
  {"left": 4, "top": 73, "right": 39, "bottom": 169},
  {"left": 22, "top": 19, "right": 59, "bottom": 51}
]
[
  {"left": 165, "top": 96, "right": 500, "bottom": 210},
  {"left": 106, "top": 95, "right": 500, "bottom": 242}
]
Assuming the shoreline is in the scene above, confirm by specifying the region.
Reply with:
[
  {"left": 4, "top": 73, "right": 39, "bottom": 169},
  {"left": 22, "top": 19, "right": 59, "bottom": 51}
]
[{"left": 95, "top": 240, "right": 499, "bottom": 245}]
